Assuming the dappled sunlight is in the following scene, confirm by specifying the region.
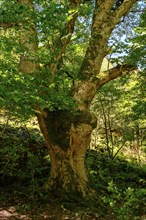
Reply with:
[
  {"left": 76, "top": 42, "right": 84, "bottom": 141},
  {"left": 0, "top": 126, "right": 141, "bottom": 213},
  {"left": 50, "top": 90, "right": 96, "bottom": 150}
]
[{"left": 0, "top": 206, "right": 31, "bottom": 220}]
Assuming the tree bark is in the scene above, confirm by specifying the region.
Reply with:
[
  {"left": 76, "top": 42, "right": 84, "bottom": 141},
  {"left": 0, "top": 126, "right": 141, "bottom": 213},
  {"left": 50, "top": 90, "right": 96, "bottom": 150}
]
[{"left": 37, "top": 109, "right": 97, "bottom": 197}]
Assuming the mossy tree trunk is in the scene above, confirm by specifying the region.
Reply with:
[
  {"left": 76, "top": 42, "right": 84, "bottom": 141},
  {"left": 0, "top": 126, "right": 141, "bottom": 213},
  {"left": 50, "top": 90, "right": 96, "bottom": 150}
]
[{"left": 37, "top": 110, "right": 97, "bottom": 197}]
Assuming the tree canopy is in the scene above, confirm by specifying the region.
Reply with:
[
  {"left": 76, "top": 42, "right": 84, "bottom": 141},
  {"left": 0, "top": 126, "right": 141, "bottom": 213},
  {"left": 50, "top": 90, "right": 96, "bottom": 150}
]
[{"left": 1, "top": 0, "right": 144, "bottom": 118}]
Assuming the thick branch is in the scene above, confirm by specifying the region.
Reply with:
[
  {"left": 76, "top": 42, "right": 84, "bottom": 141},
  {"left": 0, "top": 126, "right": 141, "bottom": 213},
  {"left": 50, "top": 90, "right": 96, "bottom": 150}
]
[
  {"left": 92, "top": 0, "right": 115, "bottom": 33},
  {"left": 96, "top": 64, "right": 138, "bottom": 90},
  {"left": 50, "top": 0, "right": 81, "bottom": 74},
  {"left": 79, "top": 0, "right": 138, "bottom": 80},
  {"left": 74, "top": 64, "right": 137, "bottom": 110},
  {"left": 113, "top": 0, "right": 138, "bottom": 21},
  {"left": 61, "top": 0, "right": 81, "bottom": 48},
  {"left": 79, "top": 1, "right": 116, "bottom": 79},
  {"left": 18, "top": 0, "right": 38, "bottom": 73}
]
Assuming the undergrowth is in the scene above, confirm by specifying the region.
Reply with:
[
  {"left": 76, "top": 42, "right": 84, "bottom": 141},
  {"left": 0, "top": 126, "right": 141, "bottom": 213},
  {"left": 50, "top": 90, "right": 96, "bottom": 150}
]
[{"left": 0, "top": 121, "right": 146, "bottom": 220}]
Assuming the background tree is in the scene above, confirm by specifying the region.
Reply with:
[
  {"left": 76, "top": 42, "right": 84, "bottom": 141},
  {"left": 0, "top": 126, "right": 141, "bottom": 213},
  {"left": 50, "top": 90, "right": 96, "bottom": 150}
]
[
  {"left": 92, "top": 7, "right": 146, "bottom": 165},
  {"left": 92, "top": 70, "right": 146, "bottom": 162},
  {"left": 0, "top": 0, "right": 141, "bottom": 197}
]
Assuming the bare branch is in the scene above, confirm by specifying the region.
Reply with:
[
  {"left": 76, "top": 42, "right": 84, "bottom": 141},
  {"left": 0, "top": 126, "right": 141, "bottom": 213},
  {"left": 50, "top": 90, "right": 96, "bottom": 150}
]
[{"left": 96, "top": 64, "right": 138, "bottom": 90}]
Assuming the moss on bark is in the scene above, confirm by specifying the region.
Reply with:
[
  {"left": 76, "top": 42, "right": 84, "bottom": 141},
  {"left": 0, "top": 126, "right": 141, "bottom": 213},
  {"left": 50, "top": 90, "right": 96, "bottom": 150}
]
[{"left": 43, "top": 109, "right": 96, "bottom": 151}]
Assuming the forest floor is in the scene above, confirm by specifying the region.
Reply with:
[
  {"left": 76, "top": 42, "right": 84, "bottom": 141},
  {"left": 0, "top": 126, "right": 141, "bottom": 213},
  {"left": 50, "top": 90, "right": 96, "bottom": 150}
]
[
  {"left": 0, "top": 190, "right": 115, "bottom": 220},
  {"left": 0, "top": 204, "right": 112, "bottom": 220}
]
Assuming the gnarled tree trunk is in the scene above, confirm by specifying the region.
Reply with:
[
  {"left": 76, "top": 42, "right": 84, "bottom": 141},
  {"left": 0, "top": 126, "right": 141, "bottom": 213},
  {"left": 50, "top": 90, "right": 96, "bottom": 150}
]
[{"left": 37, "top": 109, "right": 97, "bottom": 197}]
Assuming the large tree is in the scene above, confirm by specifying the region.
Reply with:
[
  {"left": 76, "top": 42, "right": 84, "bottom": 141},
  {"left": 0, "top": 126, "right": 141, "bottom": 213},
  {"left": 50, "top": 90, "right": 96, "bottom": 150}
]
[{"left": 0, "top": 0, "right": 139, "bottom": 197}]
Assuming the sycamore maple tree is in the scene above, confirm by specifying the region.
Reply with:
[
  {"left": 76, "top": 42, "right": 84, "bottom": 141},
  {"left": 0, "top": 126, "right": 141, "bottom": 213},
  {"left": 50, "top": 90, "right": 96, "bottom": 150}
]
[{"left": 0, "top": 0, "right": 140, "bottom": 197}]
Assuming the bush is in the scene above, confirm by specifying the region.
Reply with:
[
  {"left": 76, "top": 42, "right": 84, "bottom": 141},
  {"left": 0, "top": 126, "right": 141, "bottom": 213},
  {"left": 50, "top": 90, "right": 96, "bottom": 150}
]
[{"left": 0, "top": 123, "right": 50, "bottom": 191}]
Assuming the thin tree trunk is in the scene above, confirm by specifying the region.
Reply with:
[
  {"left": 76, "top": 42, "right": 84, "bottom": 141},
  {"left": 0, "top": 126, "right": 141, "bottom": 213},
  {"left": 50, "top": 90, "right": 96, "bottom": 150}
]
[
  {"left": 135, "top": 126, "right": 141, "bottom": 163},
  {"left": 100, "top": 99, "right": 111, "bottom": 159}
]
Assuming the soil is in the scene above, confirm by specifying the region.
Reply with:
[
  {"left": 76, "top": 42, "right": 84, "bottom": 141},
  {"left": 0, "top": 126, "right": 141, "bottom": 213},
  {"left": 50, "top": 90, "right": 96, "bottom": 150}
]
[
  {"left": 0, "top": 204, "right": 110, "bottom": 220},
  {"left": 0, "top": 190, "right": 115, "bottom": 220}
]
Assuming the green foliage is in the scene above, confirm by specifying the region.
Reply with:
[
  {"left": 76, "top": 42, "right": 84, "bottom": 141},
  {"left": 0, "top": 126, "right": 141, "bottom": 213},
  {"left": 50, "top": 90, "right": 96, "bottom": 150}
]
[
  {"left": 127, "top": 9, "right": 146, "bottom": 68},
  {"left": 104, "top": 184, "right": 146, "bottom": 220},
  {"left": 92, "top": 69, "right": 146, "bottom": 161},
  {"left": 0, "top": 1, "right": 28, "bottom": 24},
  {"left": 0, "top": 0, "right": 78, "bottom": 120},
  {"left": 1, "top": 0, "right": 144, "bottom": 122},
  {"left": 109, "top": 2, "right": 145, "bottom": 66},
  {"left": 0, "top": 121, "right": 50, "bottom": 190},
  {"left": 87, "top": 150, "right": 146, "bottom": 219},
  {"left": 0, "top": 65, "right": 76, "bottom": 120}
]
